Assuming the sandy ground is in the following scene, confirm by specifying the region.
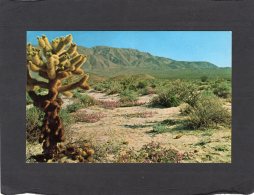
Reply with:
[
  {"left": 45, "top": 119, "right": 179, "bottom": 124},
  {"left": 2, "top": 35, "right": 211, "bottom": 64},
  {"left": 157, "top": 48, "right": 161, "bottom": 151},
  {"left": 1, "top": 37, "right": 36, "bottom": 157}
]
[
  {"left": 65, "top": 91, "right": 231, "bottom": 163},
  {"left": 27, "top": 91, "right": 231, "bottom": 163}
]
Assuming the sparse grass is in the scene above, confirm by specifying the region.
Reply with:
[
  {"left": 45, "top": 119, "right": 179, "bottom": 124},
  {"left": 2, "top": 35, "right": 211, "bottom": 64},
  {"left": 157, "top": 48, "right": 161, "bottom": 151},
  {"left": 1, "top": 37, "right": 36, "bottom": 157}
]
[
  {"left": 124, "top": 111, "right": 157, "bottom": 118},
  {"left": 195, "top": 139, "right": 211, "bottom": 146},
  {"left": 117, "top": 142, "right": 182, "bottom": 163},
  {"left": 79, "top": 94, "right": 96, "bottom": 107},
  {"left": 150, "top": 123, "right": 171, "bottom": 134},
  {"left": 59, "top": 108, "right": 75, "bottom": 127},
  {"left": 66, "top": 102, "right": 83, "bottom": 113},
  {"left": 74, "top": 92, "right": 96, "bottom": 107},
  {"left": 92, "top": 140, "right": 124, "bottom": 162},
  {"left": 139, "top": 86, "right": 156, "bottom": 96},
  {"left": 213, "top": 145, "right": 229, "bottom": 152},
  {"left": 98, "top": 100, "right": 120, "bottom": 109},
  {"left": 124, "top": 124, "right": 152, "bottom": 129},
  {"left": 160, "top": 119, "right": 179, "bottom": 125},
  {"left": 120, "top": 101, "right": 145, "bottom": 107}
]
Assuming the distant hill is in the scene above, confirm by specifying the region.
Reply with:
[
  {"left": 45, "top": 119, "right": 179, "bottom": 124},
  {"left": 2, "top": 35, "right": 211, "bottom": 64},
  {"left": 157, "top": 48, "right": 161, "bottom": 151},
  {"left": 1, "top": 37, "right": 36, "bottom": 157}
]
[{"left": 78, "top": 46, "right": 219, "bottom": 73}]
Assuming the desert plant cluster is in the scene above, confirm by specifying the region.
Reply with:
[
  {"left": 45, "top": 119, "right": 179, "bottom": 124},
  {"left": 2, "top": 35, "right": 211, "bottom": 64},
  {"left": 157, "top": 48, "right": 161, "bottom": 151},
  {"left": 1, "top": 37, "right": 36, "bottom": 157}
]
[{"left": 26, "top": 35, "right": 231, "bottom": 163}]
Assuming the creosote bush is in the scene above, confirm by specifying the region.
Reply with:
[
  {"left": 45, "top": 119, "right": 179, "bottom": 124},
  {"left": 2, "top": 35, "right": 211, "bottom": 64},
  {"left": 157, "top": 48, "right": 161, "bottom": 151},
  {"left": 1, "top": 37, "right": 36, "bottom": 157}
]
[
  {"left": 212, "top": 82, "right": 231, "bottom": 99},
  {"left": 119, "top": 89, "right": 138, "bottom": 103},
  {"left": 185, "top": 95, "right": 231, "bottom": 129},
  {"left": 77, "top": 93, "right": 96, "bottom": 107},
  {"left": 151, "top": 91, "right": 180, "bottom": 107},
  {"left": 151, "top": 80, "right": 199, "bottom": 107}
]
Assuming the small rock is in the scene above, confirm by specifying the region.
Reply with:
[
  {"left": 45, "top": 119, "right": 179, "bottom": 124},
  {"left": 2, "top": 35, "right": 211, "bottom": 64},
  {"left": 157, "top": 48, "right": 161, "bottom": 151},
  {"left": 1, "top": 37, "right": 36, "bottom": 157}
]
[{"left": 174, "top": 135, "right": 183, "bottom": 139}]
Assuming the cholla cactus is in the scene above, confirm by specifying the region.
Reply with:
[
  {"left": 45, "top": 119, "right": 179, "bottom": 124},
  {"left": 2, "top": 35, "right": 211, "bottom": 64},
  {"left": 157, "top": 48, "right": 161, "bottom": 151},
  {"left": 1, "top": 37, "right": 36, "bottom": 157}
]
[{"left": 26, "top": 34, "right": 89, "bottom": 158}]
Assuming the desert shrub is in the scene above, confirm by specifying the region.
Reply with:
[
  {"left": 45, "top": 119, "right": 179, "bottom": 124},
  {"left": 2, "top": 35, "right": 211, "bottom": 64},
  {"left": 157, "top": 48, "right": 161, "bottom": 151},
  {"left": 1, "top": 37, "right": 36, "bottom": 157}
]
[
  {"left": 93, "top": 84, "right": 104, "bottom": 92},
  {"left": 93, "top": 83, "right": 107, "bottom": 92},
  {"left": 106, "top": 81, "right": 123, "bottom": 95},
  {"left": 151, "top": 80, "right": 199, "bottom": 107},
  {"left": 212, "top": 82, "right": 231, "bottom": 98},
  {"left": 185, "top": 96, "right": 231, "bottom": 129},
  {"left": 77, "top": 93, "right": 96, "bottom": 107},
  {"left": 59, "top": 108, "right": 75, "bottom": 127},
  {"left": 174, "top": 81, "right": 199, "bottom": 106},
  {"left": 180, "top": 104, "right": 193, "bottom": 116},
  {"left": 93, "top": 140, "right": 123, "bottom": 162},
  {"left": 201, "top": 75, "right": 208, "bottom": 82},
  {"left": 151, "top": 91, "right": 180, "bottom": 107},
  {"left": 198, "top": 83, "right": 213, "bottom": 91},
  {"left": 73, "top": 90, "right": 83, "bottom": 98},
  {"left": 26, "top": 107, "right": 44, "bottom": 142},
  {"left": 117, "top": 142, "right": 182, "bottom": 163},
  {"left": 66, "top": 102, "right": 83, "bottom": 113},
  {"left": 136, "top": 80, "right": 148, "bottom": 89},
  {"left": 119, "top": 89, "right": 138, "bottom": 103},
  {"left": 139, "top": 86, "right": 156, "bottom": 95}
]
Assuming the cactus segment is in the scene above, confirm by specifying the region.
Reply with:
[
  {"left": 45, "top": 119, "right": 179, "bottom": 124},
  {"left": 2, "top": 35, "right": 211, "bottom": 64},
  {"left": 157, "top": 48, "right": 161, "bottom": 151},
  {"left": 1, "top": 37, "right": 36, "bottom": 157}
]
[
  {"left": 42, "top": 35, "right": 52, "bottom": 51},
  {"left": 62, "top": 91, "right": 73, "bottom": 98},
  {"left": 66, "top": 43, "right": 77, "bottom": 56},
  {"left": 64, "top": 34, "right": 73, "bottom": 45},
  {"left": 37, "top": 37, "right": 46, "bottom": 48}
]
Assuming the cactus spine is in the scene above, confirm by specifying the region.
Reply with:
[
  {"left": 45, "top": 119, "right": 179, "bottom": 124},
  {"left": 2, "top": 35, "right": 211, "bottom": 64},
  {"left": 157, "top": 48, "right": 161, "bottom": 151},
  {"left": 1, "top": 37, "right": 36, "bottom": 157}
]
[{"left": 26, "top": 35, "right": 89, "bottom": 159}]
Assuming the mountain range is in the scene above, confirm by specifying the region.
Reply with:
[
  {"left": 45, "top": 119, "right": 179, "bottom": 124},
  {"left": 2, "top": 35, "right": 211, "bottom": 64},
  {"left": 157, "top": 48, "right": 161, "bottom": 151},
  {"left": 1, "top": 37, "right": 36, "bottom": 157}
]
[{"left": 78, "top": 46, "right": 221, "bottom": 71}]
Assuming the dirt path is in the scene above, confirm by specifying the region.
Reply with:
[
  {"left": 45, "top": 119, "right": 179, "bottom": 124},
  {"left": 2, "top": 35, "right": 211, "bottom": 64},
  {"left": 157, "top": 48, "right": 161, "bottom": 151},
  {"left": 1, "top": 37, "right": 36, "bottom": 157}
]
[{"left": 66, "top": 91, "right": 231, "bottom": 163}]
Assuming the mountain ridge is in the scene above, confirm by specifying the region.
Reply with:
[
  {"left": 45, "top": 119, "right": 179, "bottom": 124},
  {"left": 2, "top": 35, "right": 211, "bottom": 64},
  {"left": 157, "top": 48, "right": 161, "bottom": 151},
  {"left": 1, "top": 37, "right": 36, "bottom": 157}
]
[{"left": 78, "top": 46, "right": 222, "bottom": 71}]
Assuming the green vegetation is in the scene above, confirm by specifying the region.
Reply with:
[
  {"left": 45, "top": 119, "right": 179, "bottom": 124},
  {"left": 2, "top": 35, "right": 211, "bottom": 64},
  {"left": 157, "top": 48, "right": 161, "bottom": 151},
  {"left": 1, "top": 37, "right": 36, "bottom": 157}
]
[
  {"left": 26, "top": 92, "right": 33, "bottom": 105},
  {"left": 26, "top": 47, "right": 232, "bottom": 163},
  {"left": 117, "top": 142, "right": 182, "bottom": 163},
  {"left": 78, "top": 46, "right": 231, "bottom": 80},
  {"left": 119, "top": 89, "right": 138, "bottom": 103},
  {"left": 26, "top": 107, "right": 44, "bottom": 142},
  {"left": 185, "top": 95, "right": 231, "bottom": 129},
  {"left": 66, "top": 102, "right": 83, "bottom": 113},
  {"left": 59, "top": 108, "right": 75, "bottom": 127},
  {"left": 212, "top": 81, "right": 231, "bottom": 99},
  {"left": 200, "top": 75, "right": 209, "bottom": 82},
  {"left": 73, "top": 91, "right": 96, "bottom": 107},
  {"left": 151, "top": 80, "right": 199, "bottom": 108}
]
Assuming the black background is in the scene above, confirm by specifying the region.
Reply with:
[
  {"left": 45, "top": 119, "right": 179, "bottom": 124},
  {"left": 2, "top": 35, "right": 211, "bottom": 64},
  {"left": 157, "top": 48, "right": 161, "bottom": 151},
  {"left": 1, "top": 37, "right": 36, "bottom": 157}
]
[{"left": 1, "top": 0, "right": 254, "bottom": 194}]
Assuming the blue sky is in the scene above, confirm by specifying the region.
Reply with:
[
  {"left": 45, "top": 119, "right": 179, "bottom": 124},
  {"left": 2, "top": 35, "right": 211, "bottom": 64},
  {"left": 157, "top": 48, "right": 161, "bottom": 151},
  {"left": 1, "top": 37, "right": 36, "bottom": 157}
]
[{"left": 27, "top": 31, "right": 232, "bottom": 67}]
